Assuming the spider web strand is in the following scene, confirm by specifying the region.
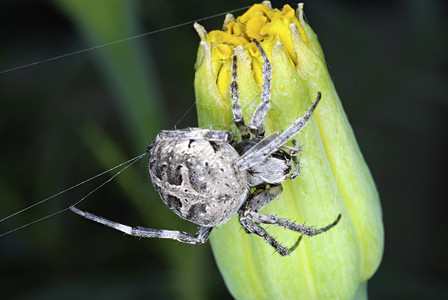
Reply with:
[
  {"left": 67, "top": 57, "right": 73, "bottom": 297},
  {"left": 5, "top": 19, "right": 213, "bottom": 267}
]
[
  {"left": 0, "top": 151, "right": 146, "bottom": 237},
  {"left": 0, "top": 152, "right": 147, "bottom": 224},
  {"left": 0, "top": 5, "right": 252, "bottom": 75}
]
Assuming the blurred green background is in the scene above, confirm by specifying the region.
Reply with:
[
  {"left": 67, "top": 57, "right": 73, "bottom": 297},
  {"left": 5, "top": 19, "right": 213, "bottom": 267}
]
[{"left": 0, "top": 0, "right": 446, "bottom": 299}]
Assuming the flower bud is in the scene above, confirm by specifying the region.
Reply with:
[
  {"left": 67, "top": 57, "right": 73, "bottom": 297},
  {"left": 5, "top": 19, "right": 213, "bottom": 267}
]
[{"left": 194, "top": 2, "right": 383, "bottom": 299}]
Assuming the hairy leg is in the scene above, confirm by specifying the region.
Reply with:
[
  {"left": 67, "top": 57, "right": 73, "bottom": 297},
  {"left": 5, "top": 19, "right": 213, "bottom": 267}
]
[
  {"left": 248, "top": 212, "right": 342, "bottom": 237},
  {"left": 230, "top": 54, "right": 250, "bottom": 140},
  {"left": 248, "top": 39, "right": 272, "bottom": 138},
  {"left": 238, "top": 185, "right": 302, "bottom": 256},
  {"left": 156, "top": 129, "right": 233, "bottom": 143},
  {"left": 236, "top": 92, "right": 321, "bottom": 171},
  {"left": 70, "top": 206, "right": 213, "bottom": 244}
]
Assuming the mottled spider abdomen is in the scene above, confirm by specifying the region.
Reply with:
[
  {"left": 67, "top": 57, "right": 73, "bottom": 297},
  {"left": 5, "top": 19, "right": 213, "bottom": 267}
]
[{"left": 149, "top": 134, "right": 248, "bottom": 227}]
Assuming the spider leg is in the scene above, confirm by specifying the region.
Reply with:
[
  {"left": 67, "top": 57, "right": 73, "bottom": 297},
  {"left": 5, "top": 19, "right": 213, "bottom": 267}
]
[
  {"left": 231, "top": 54, "right": 250, "bottom": 140},
  {"left": 238, "top": 184, "right": 341, "bottom": 255},
  {"left": 280, "top": 139, "right": 302, "bottom": 180},
  {"left": 70, "top": 206, "right": 213, "bottom": 244},
  {"left": 248, "top": 212, "right": 342, "bottom": 237},
  {"left": 236, "top": 92, "right": 321, "bottom": 171},
  {"left": 238, "top": 185, "right": 302, "bottom": 256},
  {"left": 248, "top": 39, "right": 272, "bottom": 138},
  {"left": 240, "top": 184, "right": 284, "bottom": 214},
  {"left": 289, "top": 154, "right": 301, "bottom": 180},
  {"left": 156, "top": 129, "right": 232, "bottom": 143},
  {"left": 238, "top": 215, "right": 302, "bottom": 256},
  {"left": 279, "top": 139, "right": 301, "bottom": 157}
]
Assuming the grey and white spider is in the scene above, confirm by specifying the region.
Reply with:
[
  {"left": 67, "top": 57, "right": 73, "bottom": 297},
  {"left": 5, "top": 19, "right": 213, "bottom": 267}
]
[{"left": 70, "top": 40, "right": 341, "bottom": 256}]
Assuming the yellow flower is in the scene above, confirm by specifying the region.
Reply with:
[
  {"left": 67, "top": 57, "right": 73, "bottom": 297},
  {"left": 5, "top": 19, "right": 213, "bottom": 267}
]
[{"left": 194, "top": 2, "right": 384, "bottom": 299}]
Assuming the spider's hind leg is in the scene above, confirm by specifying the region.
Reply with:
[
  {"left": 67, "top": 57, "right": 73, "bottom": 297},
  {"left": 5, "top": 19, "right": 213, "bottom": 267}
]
[{"left": 70, "top": 206, "right": 213, "bottom": 244}]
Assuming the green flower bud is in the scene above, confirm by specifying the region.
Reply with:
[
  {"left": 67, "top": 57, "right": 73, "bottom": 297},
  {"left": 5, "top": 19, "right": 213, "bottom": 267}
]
[{"left": 194, "top": 2, "right": 383, "bottom": 299}]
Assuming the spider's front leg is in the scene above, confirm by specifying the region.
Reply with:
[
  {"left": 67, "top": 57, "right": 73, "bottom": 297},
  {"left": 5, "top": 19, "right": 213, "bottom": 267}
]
[
  {"left": 238, "top": 185, "right": 301, "bottom": 256},
  {"left": 230, "top": 39, "right": 273, "bottom": 140},
  {"left": 231, "top": 52, "right": 250, "bottom": 140},
  {"left": 248, "top": 39, "right": 272, "bottom": 139},
  {"left": 235, "top": 92, "right": 322, "bottom": 172},
  {"left": 70, "top": 206, "right": 213, "bottom": 244}
]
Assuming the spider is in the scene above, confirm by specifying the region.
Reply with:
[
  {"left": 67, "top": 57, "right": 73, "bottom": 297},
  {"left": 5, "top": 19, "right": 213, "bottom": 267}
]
[{"left": 70, "top": 40, "right": 341, "bottom": 256}]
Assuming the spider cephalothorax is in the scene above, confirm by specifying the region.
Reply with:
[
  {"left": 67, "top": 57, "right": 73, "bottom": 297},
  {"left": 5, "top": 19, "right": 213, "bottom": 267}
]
[{"left": 70, "top": 40, "right": 340, "bottom": 256}]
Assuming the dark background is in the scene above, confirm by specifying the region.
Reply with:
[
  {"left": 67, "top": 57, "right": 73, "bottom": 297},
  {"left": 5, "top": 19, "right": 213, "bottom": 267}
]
[{"left": 0, "top": 0, "right": 447, "bottom": 299}]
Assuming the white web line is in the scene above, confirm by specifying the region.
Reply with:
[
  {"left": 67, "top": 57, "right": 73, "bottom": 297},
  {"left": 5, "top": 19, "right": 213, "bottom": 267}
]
[
  {"left": 0, "top": 152, "right": 147, "bottom": 237},
  {"left": 0, "top": 4, "right": 253, "bottom": 75}
]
